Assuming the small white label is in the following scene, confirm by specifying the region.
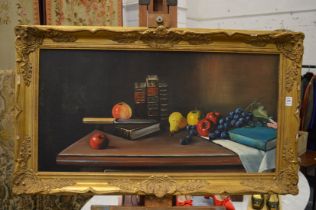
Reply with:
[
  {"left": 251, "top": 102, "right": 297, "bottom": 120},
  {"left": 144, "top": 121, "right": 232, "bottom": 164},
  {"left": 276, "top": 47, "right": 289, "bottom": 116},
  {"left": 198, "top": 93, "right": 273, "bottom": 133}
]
[{"left": 285, "top": 96, "right": 293, "bottom": 106}]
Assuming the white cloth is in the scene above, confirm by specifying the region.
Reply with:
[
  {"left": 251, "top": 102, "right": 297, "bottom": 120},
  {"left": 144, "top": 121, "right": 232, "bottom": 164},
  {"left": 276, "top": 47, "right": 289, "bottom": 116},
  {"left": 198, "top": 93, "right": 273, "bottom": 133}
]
[
  {"left": 81, "top": 195, "right": 123, "bottom": 210},
  {"left": 213, "top": 139, "right": 276, "bottom": 172},
  {"left": 192, "top": 196, "right": 214, "bottom": 206}
]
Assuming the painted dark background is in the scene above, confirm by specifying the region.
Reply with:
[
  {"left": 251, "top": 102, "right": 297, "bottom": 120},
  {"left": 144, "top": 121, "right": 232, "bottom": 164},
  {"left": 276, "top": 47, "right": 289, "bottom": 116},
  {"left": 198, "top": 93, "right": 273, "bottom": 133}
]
[{"left": 39, "top": 49, "right": 279, "bottom": 171}]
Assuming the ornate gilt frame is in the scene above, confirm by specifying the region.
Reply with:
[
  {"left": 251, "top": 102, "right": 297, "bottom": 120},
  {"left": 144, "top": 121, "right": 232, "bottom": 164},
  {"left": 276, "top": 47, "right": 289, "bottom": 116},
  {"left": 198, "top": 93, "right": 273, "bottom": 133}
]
[{"left": 13, "top": 25, "right": 304, "bottom": 197}]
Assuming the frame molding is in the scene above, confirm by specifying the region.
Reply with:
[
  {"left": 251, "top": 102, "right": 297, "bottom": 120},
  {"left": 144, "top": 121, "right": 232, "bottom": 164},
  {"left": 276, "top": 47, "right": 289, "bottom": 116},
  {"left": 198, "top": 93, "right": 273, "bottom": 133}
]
[{"left": 14, "top": 25, "right": 304, "bottom": 197}]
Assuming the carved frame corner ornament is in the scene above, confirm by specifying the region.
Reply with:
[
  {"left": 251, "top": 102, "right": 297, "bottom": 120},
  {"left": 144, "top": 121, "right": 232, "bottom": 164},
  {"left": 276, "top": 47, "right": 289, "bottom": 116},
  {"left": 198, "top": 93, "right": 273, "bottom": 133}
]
[
  {"left": 241, "top": 142, "right": 299, "bottom": 194},
  {"left": 275, "top": 33, "right": 304, "bottom": 93},
  {"left": 13, "top": 136, "right": 75, "bottom": 194},
  {"left": 14, "top": 25, "right": 304, "bottom": 196},
  {"left": 109, "top": 176, "right": 209, "bottom": 198},
  {"left": 15, "top": 26, "right": 77, "bottom": 87},
  {"left": 13, "top": 169, "right": 76, "bottom": 194}
]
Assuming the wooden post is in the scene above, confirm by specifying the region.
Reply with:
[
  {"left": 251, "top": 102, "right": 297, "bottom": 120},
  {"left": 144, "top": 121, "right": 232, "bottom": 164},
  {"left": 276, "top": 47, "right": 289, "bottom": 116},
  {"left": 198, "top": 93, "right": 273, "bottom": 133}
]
[
  {"left": 143, "top": 195, "right": 173, "bottom": 207},
  {"left": 139, "top": 0, "right": 177, "bottom": 28}
]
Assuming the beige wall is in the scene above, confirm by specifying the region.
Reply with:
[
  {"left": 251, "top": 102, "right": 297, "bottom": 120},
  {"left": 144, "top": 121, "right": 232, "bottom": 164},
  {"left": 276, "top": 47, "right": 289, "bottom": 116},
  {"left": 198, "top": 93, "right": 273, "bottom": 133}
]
[
  {"left": 186, "top": 0, "right": 316, "bottom": 66},
  {"left": 123, "top": 0, "right": 316, "bottom": 66}
]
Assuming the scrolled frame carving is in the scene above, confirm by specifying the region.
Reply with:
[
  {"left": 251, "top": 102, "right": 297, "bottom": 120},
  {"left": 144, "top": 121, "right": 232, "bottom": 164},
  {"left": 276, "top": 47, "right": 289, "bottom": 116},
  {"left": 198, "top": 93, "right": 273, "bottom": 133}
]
[
  {"left": 109, "top": 176, "right": 209, "bottom": 198},
  {"left": 14, "top": 25, "right": 304, "bottom": 196},
  {"left": 15, "top": 26, "right": 77, "bottom": 86}
]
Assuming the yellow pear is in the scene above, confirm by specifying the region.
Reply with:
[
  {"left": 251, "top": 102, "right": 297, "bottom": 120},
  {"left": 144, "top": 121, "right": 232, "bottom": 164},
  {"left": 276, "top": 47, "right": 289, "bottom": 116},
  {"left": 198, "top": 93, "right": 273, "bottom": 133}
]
[
  {"left": 187, "top": 110, "right": 202, "bottom": 126},
  {"left": 168, "top": 112, "right": 187, "bottom": 133}
]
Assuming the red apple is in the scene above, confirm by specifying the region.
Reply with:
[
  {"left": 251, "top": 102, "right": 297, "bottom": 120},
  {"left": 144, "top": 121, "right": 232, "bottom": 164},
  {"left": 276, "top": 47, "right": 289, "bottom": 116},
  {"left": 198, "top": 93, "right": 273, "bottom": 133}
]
[
  {"left": 112, "top": 102, "right": 132, "bottom": 119},
  {"left": 196, "top": 119, "right": 212, "bottom": 137},
  {"left": 89, "top": 132, "right": 109, "bottom": 149},
  {"left": 214, "top": 112, "right": 221, "bottom": 117},
  {"left": 205, "top": 112, "right": 220, "bottom": 124}
]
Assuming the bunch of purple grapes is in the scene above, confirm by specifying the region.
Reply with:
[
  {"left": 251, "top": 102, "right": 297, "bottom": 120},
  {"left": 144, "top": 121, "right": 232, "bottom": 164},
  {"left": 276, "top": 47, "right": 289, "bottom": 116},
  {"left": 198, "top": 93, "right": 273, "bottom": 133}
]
[
  {"left": 180, "top": 125, "right": 198, "bottom": 145},
  {"left": 209, "top": 107, "right": 255, "bottom": 140}
]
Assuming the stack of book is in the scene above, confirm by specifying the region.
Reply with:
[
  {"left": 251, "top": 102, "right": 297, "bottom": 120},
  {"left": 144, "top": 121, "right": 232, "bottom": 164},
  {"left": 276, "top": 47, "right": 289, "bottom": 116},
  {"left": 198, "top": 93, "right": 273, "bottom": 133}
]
[
  {"left": 115, "top": 122, "right": 160, "bottom": 140},
  {"left": 158, "top": 81, "right": 169, "bottom": 123},
  {"left": 146, "top": 75, "right": 160, "bottom": 120},
  {"left": 134, "top": 75, "right": 169, "bottom": 121},
  {"left": 134, "top": 82, "right": 147, "bottom": 118}
]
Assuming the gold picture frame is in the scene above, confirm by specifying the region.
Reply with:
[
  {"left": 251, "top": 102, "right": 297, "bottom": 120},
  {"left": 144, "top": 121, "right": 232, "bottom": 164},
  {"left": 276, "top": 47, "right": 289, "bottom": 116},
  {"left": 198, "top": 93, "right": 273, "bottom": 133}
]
[{"left": 13, "top": 25, "right": 304, "bottom": 197}]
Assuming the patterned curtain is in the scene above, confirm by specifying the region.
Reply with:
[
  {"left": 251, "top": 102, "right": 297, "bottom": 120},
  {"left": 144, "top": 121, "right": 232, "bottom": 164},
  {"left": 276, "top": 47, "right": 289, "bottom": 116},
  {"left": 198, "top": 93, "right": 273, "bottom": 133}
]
[
  {"left": 45, "top": 0, "right": 122, "bottom": 26},
  {"left": 0, "top": 0, "right": 122, "bottom": 209},
  {"left": 0, "top": 0, "right": 39, "bottom": 70}
]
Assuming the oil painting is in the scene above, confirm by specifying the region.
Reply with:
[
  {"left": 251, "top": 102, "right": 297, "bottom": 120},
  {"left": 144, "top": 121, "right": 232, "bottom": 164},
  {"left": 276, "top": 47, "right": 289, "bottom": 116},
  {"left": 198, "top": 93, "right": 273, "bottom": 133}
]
[
  {"left": 38, "top": 49, "right": 279, "bottom": 173},
  {"left": 13, "top": 25, "right": 303, "bottom": 196}
]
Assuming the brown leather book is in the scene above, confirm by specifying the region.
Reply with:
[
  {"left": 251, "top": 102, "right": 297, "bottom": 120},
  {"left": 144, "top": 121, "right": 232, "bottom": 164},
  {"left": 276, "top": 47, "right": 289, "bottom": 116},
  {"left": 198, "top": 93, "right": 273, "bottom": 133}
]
[{"left": 114, "top": 123, "right": 160, "bottom": 140}]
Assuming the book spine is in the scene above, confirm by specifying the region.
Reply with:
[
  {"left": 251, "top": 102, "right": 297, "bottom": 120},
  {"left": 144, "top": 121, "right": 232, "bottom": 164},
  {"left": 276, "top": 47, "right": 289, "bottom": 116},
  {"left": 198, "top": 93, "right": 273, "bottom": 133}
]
[
  {"left": 146, "top": 75, "right": 160, "bottom": 120},
  {"left": 114, "top": 127, "right": 132, "bottom": 140},
  {"left": 159, "top": 81, "right": 169, "bottom": 126},
  {"left": 229, "top": 133, "right": 267, "bottom": 151},
  {"left": 134, "top": 82, "right": 147, "bottom": 118}
]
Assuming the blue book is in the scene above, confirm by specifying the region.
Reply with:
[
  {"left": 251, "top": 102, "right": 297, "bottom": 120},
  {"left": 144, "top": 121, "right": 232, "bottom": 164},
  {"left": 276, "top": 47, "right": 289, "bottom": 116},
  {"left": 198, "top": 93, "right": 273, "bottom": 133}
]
[{"left": 228, "top": 127, "right": 277, "bottom": 151}]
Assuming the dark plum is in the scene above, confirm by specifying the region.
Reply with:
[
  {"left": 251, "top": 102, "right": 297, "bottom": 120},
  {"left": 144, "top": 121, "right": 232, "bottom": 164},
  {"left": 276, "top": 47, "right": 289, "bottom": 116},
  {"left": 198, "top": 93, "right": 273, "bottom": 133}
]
[
  {"left": 218, "top": 118, "right": 224, "bottom": 125},
  {"left": 189, "top": 129, "right": 197, "bottom": 137},
  {"left": 214, "top": 130, "right": 221, "bottom": 137},
  {"left": 217, "top": 125, "right": 223, "bottom": 131},
  {"left": 209, "top": 132, "right": 216, "bottom": 140},
  {"left": 220, "top": 131, "right": 229, "bottom": 139},
  {"left": 180, "top": 136, "right": 192, "bottom": 145},
  {"left": 223, "top": 122, "right": 229, "bottom": 130}
]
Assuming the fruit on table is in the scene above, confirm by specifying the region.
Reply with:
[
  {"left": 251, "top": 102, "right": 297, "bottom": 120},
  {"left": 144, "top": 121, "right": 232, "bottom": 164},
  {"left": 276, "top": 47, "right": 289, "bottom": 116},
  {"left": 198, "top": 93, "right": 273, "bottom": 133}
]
[
  {"left": 209, "top": 132, "right": 216, "bottom": 140},
  {"left": 89, "top": 132, "right": 109, "bottom": 149},
  {"left": 180, "top": 135, "right": 192, "bottom": 145},
  {"left": 205, "top": 112, "right": 220, "bottom": 124},
  {"left": 208, "top": 107, "right": 255, "bottom": 141},
  {"left": 220, "top": 131, "right": 229, "bottom": 139},
  {"left": 187, "top": 110, "right": 202, "bottom": 126},
  {"left": 186, "top": 125, "right": 198, "bottom": 137},
  {"left": 112, "top": 102, "right": 132, "bottom": 119},
  {"left": 181, "top": 125, "right": 198, "bottom": 145},
  {"left": 169, "top": 112, "right": 187, "bottom": 133},
  {"left": 196, "top": 118, "right": 211, "bottom": 137}
]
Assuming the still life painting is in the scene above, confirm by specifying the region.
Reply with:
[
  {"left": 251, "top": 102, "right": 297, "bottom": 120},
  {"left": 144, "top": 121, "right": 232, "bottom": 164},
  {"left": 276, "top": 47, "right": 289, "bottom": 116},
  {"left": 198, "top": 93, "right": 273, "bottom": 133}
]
[
  {"left": 13, "top": 25, "right": 303, "bottom": 196},
  {"left": 38, "top": 49, "right": 279, "bottom": 174}
]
